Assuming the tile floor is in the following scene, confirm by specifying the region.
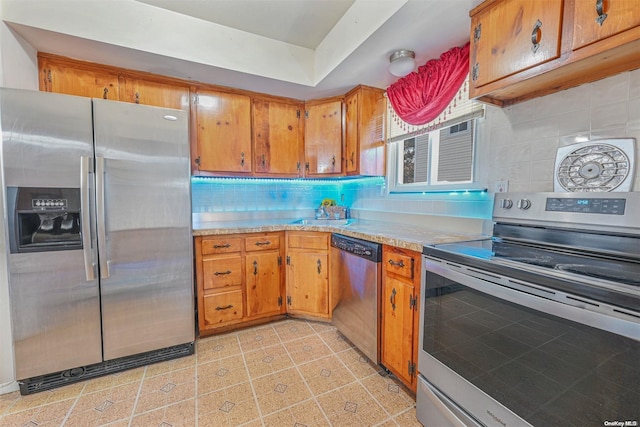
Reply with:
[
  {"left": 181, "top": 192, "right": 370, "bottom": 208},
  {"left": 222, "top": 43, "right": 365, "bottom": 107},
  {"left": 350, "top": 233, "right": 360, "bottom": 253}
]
[{"left": 0, "top": 318, "right": 421, "bottom": 427}]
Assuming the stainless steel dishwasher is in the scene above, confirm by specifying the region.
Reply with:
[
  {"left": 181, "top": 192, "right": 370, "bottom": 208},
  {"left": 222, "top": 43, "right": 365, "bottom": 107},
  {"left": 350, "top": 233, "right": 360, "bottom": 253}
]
[{"left": 330, "top": 233, "right": 382, "bottom": 363}]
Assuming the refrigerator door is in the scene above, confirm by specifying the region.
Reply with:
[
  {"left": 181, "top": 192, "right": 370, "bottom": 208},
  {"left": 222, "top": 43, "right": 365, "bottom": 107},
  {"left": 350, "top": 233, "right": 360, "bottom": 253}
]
[
  {"left": 0, "top": 88, "right": 102, "bottom": 379},
  {"left": 92, "top": 99, "right": 194, "bottom": 360}
]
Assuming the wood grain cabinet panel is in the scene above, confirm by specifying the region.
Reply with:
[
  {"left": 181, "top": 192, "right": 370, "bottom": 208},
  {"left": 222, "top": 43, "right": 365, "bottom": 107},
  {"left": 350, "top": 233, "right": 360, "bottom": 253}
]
[
  {"left": 195, "top": 233, "right": 284, "bottom": 335},
  {"left": 304, "top": 99, "right": 343, "bottom": 176},
  {"left": 119, "top": 77, "right": 189, "bottom": 110},
  {"left": 253, "top": 99, "right": 303, "bottom": 176},
  {"left": 285, "top": 232, "right": 331, "bottom": 317},
  {"left": 470, "top": 0, "right": 640, "bottom": 105},
  {"left": 203, "top": 290, "right": 243, "bottom": 325},
  {"left": 39, "top": 57, "right": 119, "bottom": 100},
  {"left": 194, "top": 89, "right": 252, "bottom": 174},
  {"left": 380, "top": 245, "right": 421, "bottom": 392},
  {"left": 202, "top": 255, "right": 242, "bottom": 290},
  {"left": 470, "top": 0, "right": 562, "bottom": 88},
  {"left": 572, "top": 0, "right": 640, "bottom": 51},
  {"left": 246, "top": 251, "right": 282, "bottom": 317},
  {"left": 344, "top": 86, "right": 386, "bottom": 176}
]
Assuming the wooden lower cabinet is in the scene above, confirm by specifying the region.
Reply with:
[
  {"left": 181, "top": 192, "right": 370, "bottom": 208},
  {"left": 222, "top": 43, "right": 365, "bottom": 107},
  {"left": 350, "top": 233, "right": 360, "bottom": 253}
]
[
  {"left": 195, "top": 232, "right": 284, "bottom": 334},
  {"left": 285, "top": 231, "right": 333, "bottom": 317},
  {"left": 380, "top": 245, "right": 421, "bottom": 392}
]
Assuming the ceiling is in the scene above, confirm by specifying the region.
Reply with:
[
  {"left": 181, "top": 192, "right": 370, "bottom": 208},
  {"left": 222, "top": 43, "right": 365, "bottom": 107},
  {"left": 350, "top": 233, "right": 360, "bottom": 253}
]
[{"left": 2, "top": 0, "right": 482, "bottom": 100}]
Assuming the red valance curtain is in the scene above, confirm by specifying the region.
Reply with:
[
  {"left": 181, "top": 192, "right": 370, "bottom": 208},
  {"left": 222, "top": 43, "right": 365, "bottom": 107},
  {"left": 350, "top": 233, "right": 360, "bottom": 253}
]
[{"left": 387, "top": 42, "right": 470, "bottom": 126}]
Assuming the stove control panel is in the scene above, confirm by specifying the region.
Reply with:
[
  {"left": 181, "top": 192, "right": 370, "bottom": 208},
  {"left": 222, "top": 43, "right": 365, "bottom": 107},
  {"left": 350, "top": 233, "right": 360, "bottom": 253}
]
[
  {"left": 545, "top": 197, "right": 626, "bottom": 215},
  {"left": 493, "top": 192, "right": 639, "bottom": 233}
]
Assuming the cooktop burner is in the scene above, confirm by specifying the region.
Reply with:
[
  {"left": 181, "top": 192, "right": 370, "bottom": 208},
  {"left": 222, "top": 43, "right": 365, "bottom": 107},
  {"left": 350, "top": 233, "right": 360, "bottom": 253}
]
[{"left": 423, "top": 238, "right": 640, "bottom": 311}]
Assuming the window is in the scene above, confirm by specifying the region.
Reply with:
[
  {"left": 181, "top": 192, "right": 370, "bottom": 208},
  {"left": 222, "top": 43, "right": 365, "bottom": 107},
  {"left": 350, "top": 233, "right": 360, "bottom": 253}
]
[
  {"left": 389, "top": 119, "right": 477, "bottom": 192},
  {"left": 386, "top": 73, "right": 484, "bottom": 193}
]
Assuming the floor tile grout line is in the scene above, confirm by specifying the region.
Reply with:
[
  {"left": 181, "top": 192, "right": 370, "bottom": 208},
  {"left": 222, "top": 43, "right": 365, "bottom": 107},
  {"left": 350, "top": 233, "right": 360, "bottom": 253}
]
[
  {"left": 58, "top": 381, "right": 86, "bottom": 426},
  {"left": 237, "top": 329, "right": 266, "bottom": 427},
  {"left": 126, "top": 365, "right": 147, "bottom": 427}
]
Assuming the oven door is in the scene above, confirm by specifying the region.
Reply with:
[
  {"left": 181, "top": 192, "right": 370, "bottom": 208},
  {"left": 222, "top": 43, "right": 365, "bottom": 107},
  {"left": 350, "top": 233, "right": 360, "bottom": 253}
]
[{"left": 417, "top": 255, "right": 640, "bottom": 427}]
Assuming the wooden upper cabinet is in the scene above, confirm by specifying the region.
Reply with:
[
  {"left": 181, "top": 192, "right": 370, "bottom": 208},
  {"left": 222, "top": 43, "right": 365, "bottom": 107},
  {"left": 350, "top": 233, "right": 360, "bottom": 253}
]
[
  {"left": 39, "top": 57, "right": 119, "bottom": 100},
  {"left": 304, "top": 99, "right": 343, "bottom": 176},
  {"left": 344, "top": 86, "right": 386, "bottom": 176},
  {"left": 119, "top": 77, "right": 189, "bottom": 110},
  {"left": 253, "top": 98, "right": 303, "bottom": 176},
  {"left": 470, "top": 0, "right": 562, "bottom": 88},
  {"left": 194, "top": 89, "right": 252, "bottom": 174},
  {"left": 469, "top": 0, "right": 640, "bottom": 106},
  {"left": 571, "top": 0, "right": 640, "bottom": 51}
]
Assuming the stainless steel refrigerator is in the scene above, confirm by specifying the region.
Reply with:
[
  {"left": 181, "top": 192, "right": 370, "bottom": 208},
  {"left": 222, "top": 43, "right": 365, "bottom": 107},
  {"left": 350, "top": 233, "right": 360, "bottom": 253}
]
[{"left": 0, "top": 88, "right": 194, "bottom": 394}]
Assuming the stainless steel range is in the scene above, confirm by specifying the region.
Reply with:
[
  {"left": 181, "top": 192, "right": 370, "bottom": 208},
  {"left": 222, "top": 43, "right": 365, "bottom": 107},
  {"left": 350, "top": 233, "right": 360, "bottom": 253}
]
[{"left": 417, "top": 192, "right": 640, "bottom": 427}]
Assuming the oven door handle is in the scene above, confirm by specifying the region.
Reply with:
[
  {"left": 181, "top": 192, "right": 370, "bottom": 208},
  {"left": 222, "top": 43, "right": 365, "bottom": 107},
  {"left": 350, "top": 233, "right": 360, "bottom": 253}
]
[{"left": 420, "top": 379, "right": 481, "bottom": 427}]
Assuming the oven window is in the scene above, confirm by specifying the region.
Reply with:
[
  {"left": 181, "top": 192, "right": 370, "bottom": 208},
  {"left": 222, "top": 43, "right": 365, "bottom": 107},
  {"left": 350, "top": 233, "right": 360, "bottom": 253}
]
[{"left": 423, "top": 271, "right": 640, "bottom": 426}]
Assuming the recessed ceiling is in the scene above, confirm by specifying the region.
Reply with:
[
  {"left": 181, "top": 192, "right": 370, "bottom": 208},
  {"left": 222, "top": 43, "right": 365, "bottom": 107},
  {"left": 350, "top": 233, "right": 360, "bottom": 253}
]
[
  {"left": 2, "top": 0, "right": 482, "bottom": 100},
  {"left": 136, "top": 0, "right": 356, "bottom": 50}
]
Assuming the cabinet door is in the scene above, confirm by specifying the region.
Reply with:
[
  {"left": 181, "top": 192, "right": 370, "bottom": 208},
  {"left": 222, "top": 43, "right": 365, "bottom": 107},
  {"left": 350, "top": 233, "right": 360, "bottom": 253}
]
[
  {"left": 202, "top": 254, "right": 243, "bottom": 290},
  {"left": 253, "top": 99, "right": 303, "bottom": 176},
  {"left": 195, "top": 89, "right": 252, "bottom": 173},
  {"left": 470, "top": 0, "right": 562, "bottom": 88},
  {"left": 381, "top": 275, "right": 416, "bottom": 387},
  {"left": 304, "top": 100, "right": 342, "bottom": 176},
  {"left": 203, "top": 290, "right": 243, "bottom": 326},
  {"left": 344, "top": 91, "right": 359, "bottom": 174},
  {"left": 119, "top": 77, "right": 189, "bottom": 110},
  {"left": 246, "top": 251, "right": 282, "bottom": 317},
  {"left": 357, "top": 87, "right": 386, "bottom": 176},
  {"left": 286, "top": 251, "right": 328, "bottom": 315},
  {"left": 39, "top": 59, "right": 119, "bottom": 100},
  {"left": 572, "top": 0, "right": 640, "bottom": 51}
]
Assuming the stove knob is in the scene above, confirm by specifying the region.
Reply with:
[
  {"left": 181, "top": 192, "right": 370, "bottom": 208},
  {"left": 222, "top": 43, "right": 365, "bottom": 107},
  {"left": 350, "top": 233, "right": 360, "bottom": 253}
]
[
  {"left": 517, "top": 198, "right": 531, "bottom": 210},
  {"left": 499, "top": 198, "right": 513, "bottom": 209}
]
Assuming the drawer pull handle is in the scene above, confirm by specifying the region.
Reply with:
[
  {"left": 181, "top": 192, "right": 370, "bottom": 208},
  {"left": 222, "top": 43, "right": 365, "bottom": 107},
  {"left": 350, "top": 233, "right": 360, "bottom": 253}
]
[
  {"left": 214, "top": 270, "right": 232, "bottom": 276},
  {"left": 388, "top": 259, "right": 405, "bottom": 268},
  {"left": 531, "top": 19, "right": 542, "bottom": 53},
  {"left": 253, "top": 260, "right": 258, "bottom": 276},
  {"left": 317, "top": 259, "right": 322, "bottom": 274},
  {"left": 213, "top": 243, "right": 231, "bottom": 249},
  {"left": 595, "top": 0, "right": 608, "bottom": 25},
  {"left": 390, "top": 288, "right": 397, "bottom": 311},
  {"left": 215, "top": 304, "right": 234, "bottom": 311},
  {"left": 254, "top": 241, "right": 271, "bottom": 246}
]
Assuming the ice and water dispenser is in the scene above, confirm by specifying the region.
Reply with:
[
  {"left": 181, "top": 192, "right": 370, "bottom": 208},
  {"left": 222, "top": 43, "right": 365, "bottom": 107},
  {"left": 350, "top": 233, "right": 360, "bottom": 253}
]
[{"left": 8, "top": 187, "right": 82, "bottom": 253}]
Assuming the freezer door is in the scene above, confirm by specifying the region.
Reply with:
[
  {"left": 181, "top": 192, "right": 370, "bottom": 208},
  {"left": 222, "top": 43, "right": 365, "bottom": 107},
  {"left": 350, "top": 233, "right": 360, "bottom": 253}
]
[
  {"left": 0, "top": 88, "right": 102, "bottom": 379},
  {"left": 92, "top": 99, "right": 194, "bottom": 360}
]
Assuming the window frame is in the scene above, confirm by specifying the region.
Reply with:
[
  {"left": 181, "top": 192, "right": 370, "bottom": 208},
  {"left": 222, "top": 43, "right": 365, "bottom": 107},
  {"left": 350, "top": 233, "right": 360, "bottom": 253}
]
[{"left": 386, "top": 117, "right": 484, "bottom": 194}]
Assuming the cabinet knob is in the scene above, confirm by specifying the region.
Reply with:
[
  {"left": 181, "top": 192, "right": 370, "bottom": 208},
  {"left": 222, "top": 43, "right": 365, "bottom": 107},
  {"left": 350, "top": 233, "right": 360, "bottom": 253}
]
[
  {"left": 388, "top": 259, "right": 405, "bottom": 268},
  {"left": 531, "top": 19, "right": 542, "bottom": 53},
  {"left": 595, "top": 0, "right": 608, "bottom": 25}
]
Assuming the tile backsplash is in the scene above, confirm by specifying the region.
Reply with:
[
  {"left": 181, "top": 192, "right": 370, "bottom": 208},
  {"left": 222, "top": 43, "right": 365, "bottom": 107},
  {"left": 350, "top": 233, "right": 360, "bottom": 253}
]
[
  {"left": 478, "top": 69, "right": 640, "bottom": 192},
  {"left": 191, "top": 176, "right": 385, "bottom": 214}
]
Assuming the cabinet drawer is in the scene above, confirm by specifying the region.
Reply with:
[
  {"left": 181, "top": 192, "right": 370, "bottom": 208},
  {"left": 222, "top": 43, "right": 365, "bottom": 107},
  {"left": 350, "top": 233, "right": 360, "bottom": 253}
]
[
  {"left": 383, "top": 252, "right": 414, "bottom": 280},
  {"left": 201, "top": 237, "right": 242, "bottom": 255},
  {"left": 203, "top": 255, "right": 242, "bottom": 289},
  {"left": 245, "top": 234, "right": 281, "bottom": 252},
  {"left": 203, "top": 290, "right": 243, "bottom": 325},
  {"left": 287, "top": 232, "right": 329, "bottom": 250}
]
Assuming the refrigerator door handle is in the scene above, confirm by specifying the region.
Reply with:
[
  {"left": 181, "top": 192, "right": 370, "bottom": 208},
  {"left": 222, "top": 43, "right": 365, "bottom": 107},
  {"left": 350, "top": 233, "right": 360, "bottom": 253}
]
[
  {"left": 80, "top": 155, "right": 96, "bottom": 281},
  {"left": 96, "top": 156, "right": 110, "bottom": 279}
]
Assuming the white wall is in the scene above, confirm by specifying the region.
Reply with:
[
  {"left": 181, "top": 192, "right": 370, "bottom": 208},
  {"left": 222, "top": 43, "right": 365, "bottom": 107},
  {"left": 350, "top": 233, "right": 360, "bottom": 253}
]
[{"left": 0, "top": 19, "right": 38, "bottom": 394}]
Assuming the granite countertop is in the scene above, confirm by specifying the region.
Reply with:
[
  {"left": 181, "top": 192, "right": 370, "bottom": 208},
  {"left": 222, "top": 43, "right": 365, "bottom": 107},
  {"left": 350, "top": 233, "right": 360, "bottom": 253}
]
[{"left": 192, "top": 218, "right": 487, "bottom": 252}]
